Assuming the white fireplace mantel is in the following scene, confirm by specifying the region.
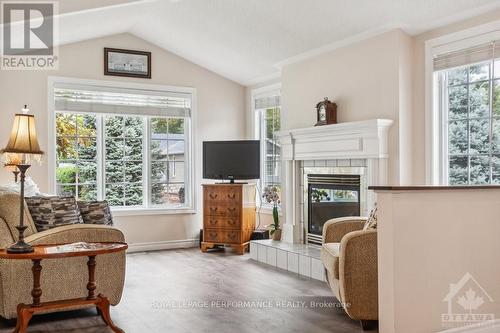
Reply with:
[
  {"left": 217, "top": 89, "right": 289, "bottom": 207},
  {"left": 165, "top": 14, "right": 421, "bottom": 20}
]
[
  {"left": 276, "top": 119, "right": 394, "bottom": 161},
  {"left": 276, "top": 119, "right": 394, "bottom": 244}
]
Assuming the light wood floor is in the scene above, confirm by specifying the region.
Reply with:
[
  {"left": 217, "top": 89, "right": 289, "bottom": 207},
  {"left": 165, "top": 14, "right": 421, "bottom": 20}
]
[{"left": 0, "top": 248, "right": 371, "bottom": 333}]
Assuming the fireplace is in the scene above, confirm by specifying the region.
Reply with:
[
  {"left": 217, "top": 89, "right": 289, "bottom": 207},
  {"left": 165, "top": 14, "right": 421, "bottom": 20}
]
[
  {"left": 275, "top": 119, "right": 393, "bottom": 244},
  {"left": 303, "top": 166, "right": 367, "bottom": 245}
]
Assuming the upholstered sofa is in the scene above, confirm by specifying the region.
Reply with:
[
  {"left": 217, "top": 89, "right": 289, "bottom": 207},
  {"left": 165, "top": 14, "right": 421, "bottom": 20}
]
[
  {"left": 321, "top": 216, "right": 378, "bottom": 330},
  {"left": 0, "top": 190, "right": 126, "bottom": 319}
]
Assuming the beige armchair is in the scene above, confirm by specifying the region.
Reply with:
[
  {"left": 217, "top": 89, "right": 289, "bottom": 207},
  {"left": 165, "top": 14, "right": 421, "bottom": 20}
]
[
  {"left": 320, "top": 216, "right": 378, "bottom": 330},
  {"left": 0, "top": 190, "right": 126, "bottom": 319}
]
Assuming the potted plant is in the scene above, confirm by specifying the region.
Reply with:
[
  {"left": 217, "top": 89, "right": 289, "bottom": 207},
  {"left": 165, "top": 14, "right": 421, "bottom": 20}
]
[{"left": 263, "top": 186, "right": 281, "bottom": 241}]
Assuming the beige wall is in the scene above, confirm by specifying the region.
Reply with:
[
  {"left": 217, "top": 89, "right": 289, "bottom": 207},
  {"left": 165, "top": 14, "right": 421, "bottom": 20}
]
[
  {"left": 0, "top": 33, "right": 246, "bottom": 246},
  {"left": 376, "top": 188, "right": 500, "bottom": 332},
  {"left": 280, "top": 30, "right": 413, "bottom": 185}
]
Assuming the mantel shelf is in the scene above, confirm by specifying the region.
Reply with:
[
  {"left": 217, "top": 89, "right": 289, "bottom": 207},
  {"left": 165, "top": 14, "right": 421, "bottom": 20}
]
[{"left": 275, "top": 119, "right": 393, "bottom": 161}]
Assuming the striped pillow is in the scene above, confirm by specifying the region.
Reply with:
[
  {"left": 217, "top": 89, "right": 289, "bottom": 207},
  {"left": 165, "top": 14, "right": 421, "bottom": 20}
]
[
  {"left": 26, "top": 196, "right": 83, "bottom": 232},
  {"left": 77, "top": 200, "right": 113, "bottom": 226}
]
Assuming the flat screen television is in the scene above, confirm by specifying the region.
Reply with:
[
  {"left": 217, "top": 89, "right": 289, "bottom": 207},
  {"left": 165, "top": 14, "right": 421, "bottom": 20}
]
[{"left": 203, "top": 140, "right": 260, "bottom": 182}]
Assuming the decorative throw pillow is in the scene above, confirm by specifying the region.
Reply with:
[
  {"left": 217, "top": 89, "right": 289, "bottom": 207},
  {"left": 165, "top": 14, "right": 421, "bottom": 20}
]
[
  {"left": 363, "top": 203, "right": 378, "bottom": 230},
  {"left": 26, "top": 196, "right": 83, "bottom": 232},
  {"left": 77, "top": 200, "right": 113, "bottom": 226}
]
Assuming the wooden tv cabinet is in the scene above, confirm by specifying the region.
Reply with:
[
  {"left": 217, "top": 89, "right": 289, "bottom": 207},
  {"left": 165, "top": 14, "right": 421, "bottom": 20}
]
[{"left": 201, "top": 183, "right": 256, "bottom": 255}]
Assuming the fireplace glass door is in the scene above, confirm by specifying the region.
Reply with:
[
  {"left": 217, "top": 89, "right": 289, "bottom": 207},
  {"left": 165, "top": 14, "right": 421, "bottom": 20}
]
[{"left": 307, "top": 174, "right": 361, "bottom": 240}]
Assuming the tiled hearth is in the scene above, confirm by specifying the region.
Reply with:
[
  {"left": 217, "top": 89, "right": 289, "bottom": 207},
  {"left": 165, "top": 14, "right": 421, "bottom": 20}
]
[{"left": 249, "top": 240, "right": 325, "bottom": 281}]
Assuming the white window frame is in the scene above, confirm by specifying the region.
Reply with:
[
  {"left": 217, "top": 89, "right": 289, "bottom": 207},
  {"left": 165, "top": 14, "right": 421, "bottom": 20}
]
[
  {"left": 251, "top": 83, "right": 282, "bottom": 209},
  {"left": 47, "top": 76, "right": 197, "bottom": 215},
  {"left": 425, "top": 19, "right": 500, "bottom": 184}
]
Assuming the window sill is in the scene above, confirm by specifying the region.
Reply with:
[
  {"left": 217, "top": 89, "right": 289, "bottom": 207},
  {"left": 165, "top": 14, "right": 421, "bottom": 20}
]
[{"left": 111, "top": 207, "right": 196, "bottom": 217}]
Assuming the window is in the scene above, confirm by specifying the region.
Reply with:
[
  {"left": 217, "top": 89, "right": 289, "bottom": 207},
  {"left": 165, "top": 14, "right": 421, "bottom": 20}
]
[
  {"left": 104, "top": 115, "right": 144, "bottom": 206},
  {"left": 150, "top": 118, "right": 185, "bottom": 206},
  {"left": 254, "top": 89, "right": 281, "bottom": 200},
  {"left": 56, "top": 113, "right": 98, "bottom": 201},
  {"left": 434, "top": 41, "right": 500, "bottom": 185},
  {"left": 52, "top": 82, "right": 193, "bottom": 210}
]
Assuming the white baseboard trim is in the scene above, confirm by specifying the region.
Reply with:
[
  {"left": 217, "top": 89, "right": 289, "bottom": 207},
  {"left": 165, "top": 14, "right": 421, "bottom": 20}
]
[{"left": 127, "top": 239, "right": 198, "bottom": 253}]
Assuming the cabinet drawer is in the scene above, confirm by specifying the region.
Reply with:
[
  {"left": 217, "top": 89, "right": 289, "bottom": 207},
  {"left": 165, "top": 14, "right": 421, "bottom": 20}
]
[
  {"left": 204, "top": 216, "right": 241, "bottom": 229},
  {"left": 204, "top": 229, "right": 241, "bottom": 244},
  {"left": 204, "top": 186, "right": 241, "bottom": 203},
  {"left": 204, "top": 204, "right": 240, "bottom": 217},
  {"left": 204, "top": 229, "right": 222, "bottom": 243},
  {"left": 223, "top": 230, "right": 241, "bottom": 244}
]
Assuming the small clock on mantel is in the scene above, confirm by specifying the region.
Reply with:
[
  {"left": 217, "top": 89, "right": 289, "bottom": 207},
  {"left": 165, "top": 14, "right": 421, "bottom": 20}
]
[{"left": 315, "top": 97, "right": 337, "bottom": 126}]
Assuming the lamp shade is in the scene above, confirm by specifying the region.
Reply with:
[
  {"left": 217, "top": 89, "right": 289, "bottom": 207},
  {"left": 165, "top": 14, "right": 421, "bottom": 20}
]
[{"left": 2, "top": 113, "right": 43, "bottom": 155}]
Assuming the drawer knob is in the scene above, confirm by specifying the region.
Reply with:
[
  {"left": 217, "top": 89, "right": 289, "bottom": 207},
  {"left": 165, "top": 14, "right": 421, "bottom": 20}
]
[
  {"left": 209, "top": 193, "right": 218, "bottom": 199},
  {"left": 210, "top": 207, "right": 218, "bottom": 213},
  {"left": 228, "top": 219, "right": 236, "bottom": 225},
  {"left": 209, "top": 232, "right": 217, "bottom": 238},
  {"left": 227, "top": 207, "right": 236, "bottom": 212},
  {"left": 209, "top": 219, "right": 218, "bottom": 225},
  {"left": 227, "top": 193, "right": 236, "bottom": 199}
]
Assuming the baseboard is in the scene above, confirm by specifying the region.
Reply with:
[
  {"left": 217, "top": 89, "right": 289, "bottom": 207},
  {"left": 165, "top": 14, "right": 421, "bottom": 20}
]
[{"left": 127, "top": 239, "right": 198, "bottom": 253}]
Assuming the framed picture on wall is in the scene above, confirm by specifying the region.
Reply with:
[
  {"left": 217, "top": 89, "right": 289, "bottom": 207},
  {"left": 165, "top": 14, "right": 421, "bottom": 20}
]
[{"left": 104, "top": 48, "right": 151, "bottom": 78}]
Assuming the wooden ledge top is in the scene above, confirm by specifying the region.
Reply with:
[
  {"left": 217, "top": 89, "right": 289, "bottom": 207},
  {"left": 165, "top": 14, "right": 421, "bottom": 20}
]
[{"left": 369, "top": 185, "right": 500, "bottom": 191}]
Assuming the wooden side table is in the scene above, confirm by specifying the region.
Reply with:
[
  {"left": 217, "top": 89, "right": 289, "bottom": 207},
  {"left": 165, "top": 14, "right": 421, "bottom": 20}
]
[{"left": 0, "top": 242, "right": 128, "bottom": 333}]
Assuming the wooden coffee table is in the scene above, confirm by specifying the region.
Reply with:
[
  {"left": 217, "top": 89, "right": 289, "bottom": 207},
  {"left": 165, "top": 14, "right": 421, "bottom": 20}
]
[{"left": 0, "top": 242, "right": 128, "bottom": 333}]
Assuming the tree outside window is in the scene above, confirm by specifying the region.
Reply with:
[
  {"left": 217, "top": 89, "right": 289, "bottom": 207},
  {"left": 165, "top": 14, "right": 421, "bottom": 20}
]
[
  {"left": 446, "top": 59, "right": 500, "bottom": 184},
  {"left": 56, "top": 113, "right": 98, "bottom": 201},
  {"left": 55, "top": 112, "right": 188, "bottom": 208},
  {"left": 257, "top": 105, "right": 281, "bottom": 202}
]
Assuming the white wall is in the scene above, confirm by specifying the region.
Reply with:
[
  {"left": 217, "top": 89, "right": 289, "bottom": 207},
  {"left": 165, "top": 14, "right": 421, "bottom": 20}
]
[{"left": 0, "top": 33, "right": 246, "bottom": 247}]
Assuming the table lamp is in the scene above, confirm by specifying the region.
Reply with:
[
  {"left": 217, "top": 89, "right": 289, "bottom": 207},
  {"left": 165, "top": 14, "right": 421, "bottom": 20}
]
[{"left": 1, "top": 106, "right": 44, "bottom": 253}]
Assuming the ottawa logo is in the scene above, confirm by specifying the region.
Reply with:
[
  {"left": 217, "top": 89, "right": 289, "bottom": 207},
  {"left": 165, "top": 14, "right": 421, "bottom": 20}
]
[{"left": 442, "top": 272, "right": 495, "bottom": 329}]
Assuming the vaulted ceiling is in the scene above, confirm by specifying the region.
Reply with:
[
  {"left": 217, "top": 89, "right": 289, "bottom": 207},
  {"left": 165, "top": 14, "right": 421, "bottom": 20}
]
[{"left": 52, "top": 0, "right": 500, "bottom": 85}]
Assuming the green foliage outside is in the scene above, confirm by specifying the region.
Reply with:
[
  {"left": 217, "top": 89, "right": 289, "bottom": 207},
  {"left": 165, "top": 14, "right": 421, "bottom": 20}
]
[
  {"left": 447, "top": 61, "right": 500, "bottom": 185},
  {"left": 56, "top": 113, "right": 186, "bottom": 206},
  {"left": 56, "top": 113, "right": 97, "bottom": 201},
  {"left": 104, "top": 116, "right": 143, "bottom": 206},
  {"left": 264, "top": 107, "right": 281, "bottom": 196},
  {"left": 265, "top": 107, "right": 280, "bottom": 139}
]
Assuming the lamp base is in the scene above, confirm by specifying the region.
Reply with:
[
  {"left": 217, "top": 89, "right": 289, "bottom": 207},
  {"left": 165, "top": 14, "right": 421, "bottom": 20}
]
[
  {"left": 7, "top": 225, "right": 33, "bottom": 253},
  {"left": 7, "top": 240, "right": 34, "bottom": 253}
]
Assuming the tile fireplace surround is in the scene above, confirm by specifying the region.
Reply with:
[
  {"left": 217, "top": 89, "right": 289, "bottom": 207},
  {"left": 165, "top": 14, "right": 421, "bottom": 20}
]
[{"left": 275, "top": 119, "right": 393, "bottom": 244}]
